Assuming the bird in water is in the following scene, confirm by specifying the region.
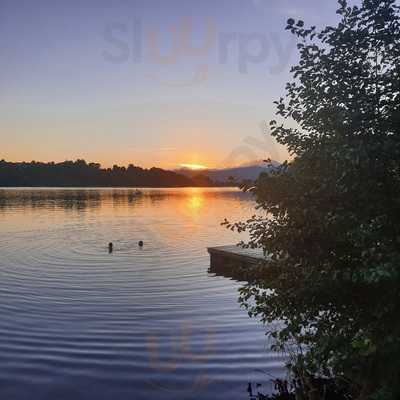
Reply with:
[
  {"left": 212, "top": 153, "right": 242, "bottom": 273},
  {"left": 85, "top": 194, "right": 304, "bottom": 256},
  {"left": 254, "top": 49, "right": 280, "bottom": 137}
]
[
  {"left": 108, "top": 242, "right": 113, "bottom": 253},
  {"left": 138, "top": 240, "right": 144, "bottom": 247}
]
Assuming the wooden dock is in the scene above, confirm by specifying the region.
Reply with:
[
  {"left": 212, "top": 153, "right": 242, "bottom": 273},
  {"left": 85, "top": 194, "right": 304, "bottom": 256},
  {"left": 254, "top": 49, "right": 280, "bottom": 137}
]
[{"left": 207, "top": 245, "right": 269, "bottom": 281}]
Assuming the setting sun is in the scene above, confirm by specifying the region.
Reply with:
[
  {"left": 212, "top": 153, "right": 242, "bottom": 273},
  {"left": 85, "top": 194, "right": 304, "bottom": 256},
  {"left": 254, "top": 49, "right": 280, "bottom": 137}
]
[{"left": 179, "top": 163, "right": 208, "bottom": 170}]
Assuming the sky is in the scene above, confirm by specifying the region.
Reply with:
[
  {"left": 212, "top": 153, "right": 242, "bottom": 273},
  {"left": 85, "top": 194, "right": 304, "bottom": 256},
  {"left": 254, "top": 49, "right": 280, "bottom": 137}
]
[{"left": 0, "top": 0, "right": 340, "bottom": 169}]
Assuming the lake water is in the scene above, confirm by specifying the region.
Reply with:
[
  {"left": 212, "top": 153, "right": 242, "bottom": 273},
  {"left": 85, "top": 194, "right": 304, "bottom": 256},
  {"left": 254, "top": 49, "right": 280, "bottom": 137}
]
[{"left": 0, "top": 188, "right": 284, "bottom": 400}]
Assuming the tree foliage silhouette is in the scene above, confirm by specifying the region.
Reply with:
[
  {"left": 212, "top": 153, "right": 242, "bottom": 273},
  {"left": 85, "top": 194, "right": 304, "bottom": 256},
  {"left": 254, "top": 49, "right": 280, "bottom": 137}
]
[
  {"left": 0, "top": 159, "right": 215, "bottom": 187},
  {"left": 225, "top": 1, "right": 400, "bottom": 398}
]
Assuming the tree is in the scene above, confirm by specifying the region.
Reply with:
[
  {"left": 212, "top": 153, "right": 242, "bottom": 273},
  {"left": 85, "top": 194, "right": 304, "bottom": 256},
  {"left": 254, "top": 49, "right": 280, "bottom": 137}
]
[
  {"left": 225, "top": 1, "right": 400, "bottom": 399},
  {"left": 0, "top": 160, "right": 203, "bottom": 187}
]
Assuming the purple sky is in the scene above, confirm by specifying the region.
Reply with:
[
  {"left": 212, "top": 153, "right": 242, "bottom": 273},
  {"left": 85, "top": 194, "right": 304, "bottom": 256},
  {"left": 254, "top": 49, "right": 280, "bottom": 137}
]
[{"left": 0, "top": 0, "right": 341, "bottom": 169}]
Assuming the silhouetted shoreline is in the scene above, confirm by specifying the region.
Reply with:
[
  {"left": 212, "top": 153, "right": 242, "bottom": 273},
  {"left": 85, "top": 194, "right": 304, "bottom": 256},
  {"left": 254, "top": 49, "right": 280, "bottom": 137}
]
[{"left": 0, "top": 159, "right": 234, "bottom": 188}]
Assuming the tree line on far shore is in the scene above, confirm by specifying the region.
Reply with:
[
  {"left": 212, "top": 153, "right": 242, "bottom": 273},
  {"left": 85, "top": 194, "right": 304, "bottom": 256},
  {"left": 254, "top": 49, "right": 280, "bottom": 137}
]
[{"left": 0, "top": 159, "right": 222, "bottom": 187}]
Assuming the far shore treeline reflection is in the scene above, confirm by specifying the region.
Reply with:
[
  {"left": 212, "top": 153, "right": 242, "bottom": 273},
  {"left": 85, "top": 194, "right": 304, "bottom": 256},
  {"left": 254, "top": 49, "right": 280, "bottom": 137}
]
[{"left": 0, "top": 159, "right": 227, "bottom": 187}]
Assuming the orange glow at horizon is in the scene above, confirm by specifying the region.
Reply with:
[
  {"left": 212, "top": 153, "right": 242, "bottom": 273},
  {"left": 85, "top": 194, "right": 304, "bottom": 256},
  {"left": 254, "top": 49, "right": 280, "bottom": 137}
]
[{"left": 179, "top": 163, "right": 208, "bottom": 170}]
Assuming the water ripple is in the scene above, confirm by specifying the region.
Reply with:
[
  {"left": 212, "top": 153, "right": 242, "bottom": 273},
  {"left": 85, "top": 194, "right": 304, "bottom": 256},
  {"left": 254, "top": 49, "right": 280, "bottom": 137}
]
[{"left": 0, "top": 188, "right": 285, "bottom": 400}]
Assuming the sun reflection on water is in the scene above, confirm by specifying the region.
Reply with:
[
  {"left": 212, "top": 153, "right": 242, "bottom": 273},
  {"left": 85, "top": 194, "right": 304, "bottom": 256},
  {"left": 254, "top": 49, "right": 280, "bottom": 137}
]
[{"left": 186, "top": 190, "right": 205, "bottom": 215}]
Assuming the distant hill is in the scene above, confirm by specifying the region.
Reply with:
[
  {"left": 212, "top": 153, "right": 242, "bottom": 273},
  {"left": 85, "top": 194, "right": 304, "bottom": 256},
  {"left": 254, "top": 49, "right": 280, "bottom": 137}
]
[
  {"left": 175, "top": 160, "right": 279, "bottom": 184},
  {"left": 0, "top": 160, "right": 217, "bottom": 188}
]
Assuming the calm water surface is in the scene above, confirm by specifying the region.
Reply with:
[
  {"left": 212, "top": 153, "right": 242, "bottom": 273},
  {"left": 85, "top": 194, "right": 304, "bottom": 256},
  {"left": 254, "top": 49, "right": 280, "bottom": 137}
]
[{"left": 0, "top": 188, "right": 284, "bottom": 400}]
